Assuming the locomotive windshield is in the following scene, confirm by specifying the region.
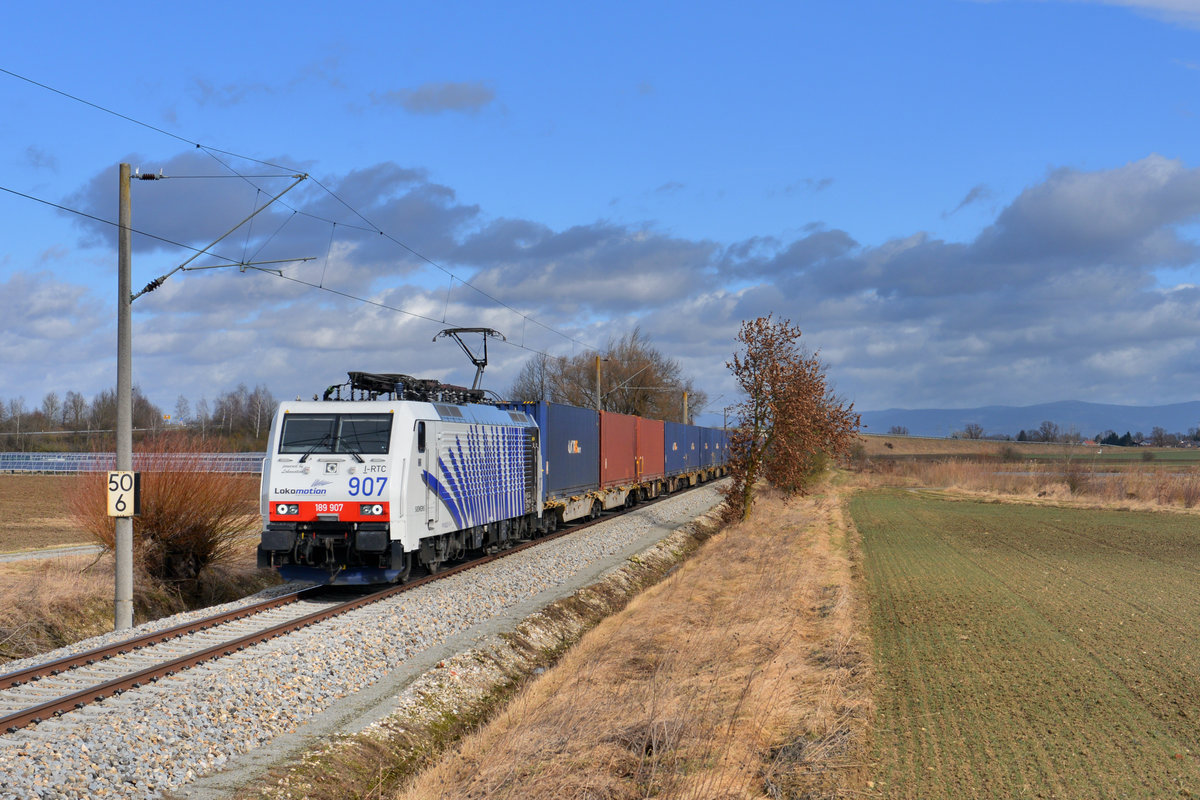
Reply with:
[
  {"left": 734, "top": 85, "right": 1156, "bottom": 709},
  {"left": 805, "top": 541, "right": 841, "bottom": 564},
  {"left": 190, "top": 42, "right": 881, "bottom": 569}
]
[{"left": 279, "top": 413, "right": 393, "bottom": 455}]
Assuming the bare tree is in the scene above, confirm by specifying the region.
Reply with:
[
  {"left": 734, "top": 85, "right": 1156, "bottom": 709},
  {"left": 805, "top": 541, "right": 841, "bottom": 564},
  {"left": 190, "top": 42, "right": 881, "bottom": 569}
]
[
  {"left": 1038, "top": 420, "right": 1061, "bottom": 443},
  {"left": 509, "top": 352, "right": 554, "bottom": 403},
  {"left": 64, "top": 391, "right": 87, "bottom": 429},
  {"left": 87, "top": 387, "right": 162, "bottom": 434},
  {"left": 174, "top": 395, "right": 191, "bottom": 425},
  {"left": 508, "top": 327, "right": 705, "bottom": 421},
  {"left": 212, "top": 384, "right": 249, "bottom": 435},
  {"left": 724, "top": 315, "right": 859, "bottom": 521},
  {"left": 963, "top": 423, "right": 984, "bottom": 440},
  {"left": 195, "top": 398, "right": 211, "bottom": 436},
  {"left": 41, "top": 392, "right": 62, "bottom": 430},
  {"left": 249, "top": 385, "right": 275, "bottom": 440}
]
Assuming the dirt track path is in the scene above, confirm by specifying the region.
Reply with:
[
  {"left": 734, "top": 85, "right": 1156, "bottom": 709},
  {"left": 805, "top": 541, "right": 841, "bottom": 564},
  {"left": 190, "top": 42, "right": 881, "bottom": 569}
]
[{"left": 0, "top": 544, "right": 102, "bottom": 563}]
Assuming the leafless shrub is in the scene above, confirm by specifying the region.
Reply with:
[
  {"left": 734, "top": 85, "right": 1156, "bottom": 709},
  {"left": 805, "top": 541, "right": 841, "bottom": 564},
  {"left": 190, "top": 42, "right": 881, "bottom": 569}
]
[
  {"left": 1180, "top": 476, "right": 1200, "bottom": 509},
  {"left": 724, "top": 315, "right": 859, "bottom": 521},
  {"left": 1064, "top": 461, "right": 1091, "bottom": 495},
  {"left": 69, "top": 434, "right": 259, "bottom": 594},
  {"left": 1155, "top": 473, "right": 1177, "bottom": 506}
]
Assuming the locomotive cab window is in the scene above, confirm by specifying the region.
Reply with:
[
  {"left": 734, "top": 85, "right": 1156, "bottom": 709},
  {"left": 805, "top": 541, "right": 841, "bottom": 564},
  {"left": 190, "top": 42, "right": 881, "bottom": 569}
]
[
  {"left": 279, "top": 415, "right": 336, "bottom": 454},
  {"left": 336, "top": 415, "right": 392, "bottom": 455},
  {"left": 280, "top": 413, "right": 393, "bottom": 455}
]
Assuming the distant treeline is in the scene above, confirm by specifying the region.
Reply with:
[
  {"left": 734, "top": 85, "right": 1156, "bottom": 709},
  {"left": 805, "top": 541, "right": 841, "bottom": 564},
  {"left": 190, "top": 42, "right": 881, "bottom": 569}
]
[
  {"left": 889, "top": 422, "right": 1200, "bottom": 446},
  {"left": 0, "top": 384, "right": 275, "bottom": 452}
]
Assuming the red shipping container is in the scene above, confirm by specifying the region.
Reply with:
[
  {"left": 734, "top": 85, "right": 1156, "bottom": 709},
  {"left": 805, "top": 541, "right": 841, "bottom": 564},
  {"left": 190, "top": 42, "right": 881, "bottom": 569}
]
[
  {"left": 636, "top": 417, "right": 665, "bottom": 482},
  {"left": 599, "top": 411, "right": 638, "bottom": 488}
]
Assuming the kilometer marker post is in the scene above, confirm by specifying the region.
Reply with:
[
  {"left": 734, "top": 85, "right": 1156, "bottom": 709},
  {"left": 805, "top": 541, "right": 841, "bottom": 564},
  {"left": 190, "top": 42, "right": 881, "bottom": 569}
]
[
  {"left": 115, "top": 163, "right": 134, "bottom": 631},
  {"left": 114, "top": 161, "right": 311, "bottom": 631}
]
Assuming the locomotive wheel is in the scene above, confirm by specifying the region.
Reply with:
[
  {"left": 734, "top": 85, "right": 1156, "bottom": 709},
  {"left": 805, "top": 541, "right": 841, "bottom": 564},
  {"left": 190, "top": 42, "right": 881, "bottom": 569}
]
[{"left": 396, "top": 553, "right": 412, "bottom": 583}]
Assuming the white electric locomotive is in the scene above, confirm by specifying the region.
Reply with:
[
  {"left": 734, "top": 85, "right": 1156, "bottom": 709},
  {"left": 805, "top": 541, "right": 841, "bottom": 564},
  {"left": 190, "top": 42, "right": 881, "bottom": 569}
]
[{"left": 257, "top": 373, "right": 543, "bottom": 584}]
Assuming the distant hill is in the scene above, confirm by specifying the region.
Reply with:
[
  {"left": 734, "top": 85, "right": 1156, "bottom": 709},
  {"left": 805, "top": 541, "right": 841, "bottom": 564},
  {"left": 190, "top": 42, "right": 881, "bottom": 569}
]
[{"left": 859, "top": 400, "right": 1200, "bottom": 440}]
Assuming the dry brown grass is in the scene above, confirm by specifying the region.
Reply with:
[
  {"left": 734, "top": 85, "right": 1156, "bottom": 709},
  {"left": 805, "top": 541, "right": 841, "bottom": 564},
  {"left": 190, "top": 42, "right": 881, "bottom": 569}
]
[
  {"left": 0, "top": 541, "right": 276, "bottom": 665},
  {"left": 393, "top": 489, "right": 873, "bottom": 800},
  {"left": 0, "top": 554, "right": 114, "bottom": 660},
  {"left": 0, "top": 449, "right": 275, "bottom": 665},
  {"left": 0, "top": 443, "right": 274, "bottom": 662},
  {"left": 856, "top": 434, "right": 1035, "bottom": 458},
  {"left": 850, "top": 455, "right": 1200, "bottom": 513}
]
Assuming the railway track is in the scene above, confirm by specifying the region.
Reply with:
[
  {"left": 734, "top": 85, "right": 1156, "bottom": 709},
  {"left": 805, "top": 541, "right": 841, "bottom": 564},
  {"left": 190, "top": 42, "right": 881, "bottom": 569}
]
[
  {"left": 0, "top": 483, "right": 726, "bottom": 799},
  {"left": 0, "top": 493, "right": 674, "bottom": 734}
]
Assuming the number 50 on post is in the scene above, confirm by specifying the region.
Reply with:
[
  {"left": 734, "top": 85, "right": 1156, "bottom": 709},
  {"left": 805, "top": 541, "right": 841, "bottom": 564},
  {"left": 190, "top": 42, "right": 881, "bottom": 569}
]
[{"left": 106, "top": 471, "right": 141, "bottom": 517}]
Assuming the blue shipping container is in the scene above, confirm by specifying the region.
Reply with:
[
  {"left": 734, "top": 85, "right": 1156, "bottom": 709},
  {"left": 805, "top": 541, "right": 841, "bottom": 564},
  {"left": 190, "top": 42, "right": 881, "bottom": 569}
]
[
  {"left": 711, "top": 427, "right": 729, "bottom": 466},
  {"left": 663, "top": 421, "right": 692, "bottom": 475},
  {"left": 699, "top": 427, "right": 721, "bottom": 468},
  {"left": 501, "top": 401, "right": 599, "bottom": 500},
  {"left": 685, "top": 425, "right": 702, "bottom": 470}
]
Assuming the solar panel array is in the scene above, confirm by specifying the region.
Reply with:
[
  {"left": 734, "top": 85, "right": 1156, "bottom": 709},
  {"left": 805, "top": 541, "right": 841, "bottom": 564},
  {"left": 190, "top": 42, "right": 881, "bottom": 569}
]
[{"left": 0, "top": 452, "right": 265, "bottom": 474}]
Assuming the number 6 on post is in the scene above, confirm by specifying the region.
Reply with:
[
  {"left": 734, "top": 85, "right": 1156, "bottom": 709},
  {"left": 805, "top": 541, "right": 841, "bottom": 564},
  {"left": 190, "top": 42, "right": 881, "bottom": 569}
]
[{"left": 106, "top": 471, "right": 141, "bottom": 517}]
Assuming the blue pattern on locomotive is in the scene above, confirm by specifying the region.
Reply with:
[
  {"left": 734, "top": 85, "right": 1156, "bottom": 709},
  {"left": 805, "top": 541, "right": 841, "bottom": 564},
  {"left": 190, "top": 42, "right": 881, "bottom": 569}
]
[{"left": 422, "top": 424, "right": 532, "bottom": 530}]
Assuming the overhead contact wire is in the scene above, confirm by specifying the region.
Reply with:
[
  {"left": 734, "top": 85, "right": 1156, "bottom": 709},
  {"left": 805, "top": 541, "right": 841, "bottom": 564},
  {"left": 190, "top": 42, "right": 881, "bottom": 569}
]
[
  {"left": 0, "top": 183, "right": 241, "bottom": 266},
  {"left": 0, "top": 66, "right": 598, "bottom": 354}
]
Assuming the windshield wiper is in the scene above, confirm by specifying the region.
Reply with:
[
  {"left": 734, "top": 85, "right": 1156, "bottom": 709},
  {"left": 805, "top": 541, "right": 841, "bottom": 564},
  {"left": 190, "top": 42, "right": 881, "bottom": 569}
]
[
  {"left": 337, "top": 433, "right": 367, "bottom": 462},
  {"left": 299, "top": 433, "right": 332, "bottom": 463}
]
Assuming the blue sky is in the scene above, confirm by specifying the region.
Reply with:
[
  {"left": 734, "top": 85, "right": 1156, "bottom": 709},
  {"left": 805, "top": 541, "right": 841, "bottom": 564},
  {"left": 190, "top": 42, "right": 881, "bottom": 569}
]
[{"left": 5, "top": 0, "right": 1200, "bottom": 427}]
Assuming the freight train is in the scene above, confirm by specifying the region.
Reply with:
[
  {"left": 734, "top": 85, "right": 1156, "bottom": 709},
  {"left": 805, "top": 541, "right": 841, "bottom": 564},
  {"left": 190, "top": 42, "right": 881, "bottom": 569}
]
[{"left": 257, "top": 372, "right": 729, "bottom": 584}]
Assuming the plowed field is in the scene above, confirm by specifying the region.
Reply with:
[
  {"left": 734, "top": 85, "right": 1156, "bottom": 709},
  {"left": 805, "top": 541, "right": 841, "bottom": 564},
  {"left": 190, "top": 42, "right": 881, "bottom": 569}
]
[
  {"left": 853, "top": 490, "right": 1200, "bottom": 799},
  {"left": 0, "top": 474, "right": 88, "bottom": 552}
]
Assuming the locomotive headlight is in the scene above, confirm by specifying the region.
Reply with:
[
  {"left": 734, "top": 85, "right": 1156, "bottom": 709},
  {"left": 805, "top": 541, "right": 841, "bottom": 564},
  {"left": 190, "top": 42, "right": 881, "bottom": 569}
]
[
  {"left": 360, "top": 503, "right": 385, "bottom": 516},
  {"left": 276, "top": 503, "right": 299, "bottom": 515},
  {"left": 372, "top": 504, "right": 384, "bottom": 515}
]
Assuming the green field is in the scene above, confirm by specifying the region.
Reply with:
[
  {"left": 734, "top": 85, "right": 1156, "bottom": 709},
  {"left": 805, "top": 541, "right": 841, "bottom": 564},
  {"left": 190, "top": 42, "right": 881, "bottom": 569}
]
[{"left": 852, "top": 490, "right": 1200, "bottom": 799}]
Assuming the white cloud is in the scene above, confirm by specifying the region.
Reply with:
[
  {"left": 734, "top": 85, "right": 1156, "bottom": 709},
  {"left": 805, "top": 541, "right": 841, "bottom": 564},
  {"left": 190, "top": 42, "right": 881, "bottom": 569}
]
[
  {"left": 1085, "top": 0, "right": 1200, "bottom": 27},
  {"left": 10, "top": 153, "right": 1200, "bottom": 416}
]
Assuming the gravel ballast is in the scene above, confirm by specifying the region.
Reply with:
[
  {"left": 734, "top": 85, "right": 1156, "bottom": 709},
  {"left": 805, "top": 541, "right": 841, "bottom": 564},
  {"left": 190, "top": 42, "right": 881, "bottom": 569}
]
[{"left": 0, "top": 485, "right": 725, "bottom": 800}]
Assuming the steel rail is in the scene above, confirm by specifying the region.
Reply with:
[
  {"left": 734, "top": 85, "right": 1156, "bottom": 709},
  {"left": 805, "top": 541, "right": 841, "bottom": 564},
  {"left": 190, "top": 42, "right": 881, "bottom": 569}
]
[
  {"left": 0, "top": 584, "right": 323, "bottom": 691},
  {"left": 0, "top": 478, "right": 722, "bottom": 733}
]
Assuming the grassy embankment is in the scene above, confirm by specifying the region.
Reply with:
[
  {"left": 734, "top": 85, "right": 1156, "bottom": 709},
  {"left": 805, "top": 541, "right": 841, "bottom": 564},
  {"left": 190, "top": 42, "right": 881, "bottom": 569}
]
[
  {"left": 398, "top": 490, "right": 871, "bottom": 799},
  {"left": 854, "top": 489, "right": 1200, "bottom": 799},
  {"left": 0, "top": 474, "right": 271, "bottom": 663},
  {"left": 238, "top": 488, "right": 874, "bottom": 800}
]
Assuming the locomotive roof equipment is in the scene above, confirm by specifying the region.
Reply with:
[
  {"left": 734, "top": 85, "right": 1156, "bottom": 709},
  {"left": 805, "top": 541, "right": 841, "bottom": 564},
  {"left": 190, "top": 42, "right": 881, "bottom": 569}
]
[
  {"left": 432, "top": 327, "right": 506, "bottom": 391},
  {"left": 322, "top": 372, "right": 486, "bottom": 404}
]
